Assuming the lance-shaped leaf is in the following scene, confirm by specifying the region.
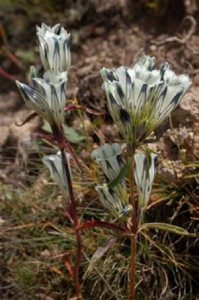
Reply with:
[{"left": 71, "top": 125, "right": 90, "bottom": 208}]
[
  {"left": 139, "top": 223, "right": 190, "bottom": 236},
  {"left": 37, "top": 23, "right": 71, "bottom": 74},
  {"left": 134, "top": 151, "right": 158, "bottom": 208},
  {"left": 108, "top": 157, "right": 133, "bottom": 189},
  {"left": 43, "top": 151, "right": 71, "bottom": 200}
]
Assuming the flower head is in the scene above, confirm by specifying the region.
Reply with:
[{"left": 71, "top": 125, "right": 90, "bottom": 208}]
[
  {"left": 37, "top": 23, "right": 71, "bottom": 74},
  {"left": 16, "top": 23, "right": 71, "bottom": 129},
  {"left": 92, "top": 143, "right": 130, "bottom": 218},
  {"left": 101, "top": 55, "right": 191, "bottom": 145},
  {"left": 134, "top": 151, "right": 158, "bottom": 208},
  {"left": 16, "top": 70, "right": 67, "bottom": 128},
  {"left": 43, "top": 151, "right": 71, "bottom": 199}
]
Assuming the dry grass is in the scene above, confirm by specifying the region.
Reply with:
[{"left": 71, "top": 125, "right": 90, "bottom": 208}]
[{"left": 1, "top": 144, "right": 198, "bottom": 299}]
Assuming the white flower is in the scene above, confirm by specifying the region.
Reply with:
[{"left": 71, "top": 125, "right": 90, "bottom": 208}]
[
  {"left": 43, "top": 151, "right": 71, "bottom": 199},
  {"left": 37, "top": 23, "right": 71, "bottom": 74},
  {"left": 91, "top": 143, "right": 124, "bottom": 181},
  {"left": 101, "top": 55, "right": 191, "bottom": 145},
  {"left": 96, "top": 183, "right": 131, "bottom": 218},
  {"left": 16, "top": 71, "right": 67, "bottom": 128},
  {"left": 92, "top": 143, "right": 130, "bottom": 217},
  {"left": 134, "top": 152, "right": 158, "bottom": 208}
]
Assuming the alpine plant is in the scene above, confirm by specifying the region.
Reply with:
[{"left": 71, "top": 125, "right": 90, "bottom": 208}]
[{"left": 15, "top": 22, "right": 192, "bottom": 299}]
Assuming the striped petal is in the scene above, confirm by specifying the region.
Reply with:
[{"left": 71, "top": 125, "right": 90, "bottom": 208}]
[
  {"left": 92, "top": 143, "right": 124, "bottom": 181},
  {"left": 31, "top": 71, "right": 67, "bottom": 128},
  {"left": 101, "top": 55, "right": 191, "bottom": 145},
  {"left": 37, "top": 23, "right": 71, "bottom": 74},
  {"left": 16, "top": 81, "right": 53, "bottom": 124},
  {"left": 134, "top": 152, "right": 158, "bottom": 208},
  {"left": 96, "top": 183, "right": 130, "bottom": 218},
  {"left": 43, "top": 151, "right": 71, "bottom": 199}
]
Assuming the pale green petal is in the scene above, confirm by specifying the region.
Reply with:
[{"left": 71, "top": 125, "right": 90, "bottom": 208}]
[{"left": 43, "top": 151, "right": 71, "bottom": 199}]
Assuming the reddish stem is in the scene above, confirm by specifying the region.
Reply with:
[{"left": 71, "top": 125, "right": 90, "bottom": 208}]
[
  {"left": 77, "top": 220, "right": 126, "bottom": 233},
  {"left": 60, "top": 148, "right": 82, "bottom": 299},
  {"left": 51, "top": 124, "right": 82, "bottom": 299},
  {"left": 0, "top": 66, "right": 15, "bottom": 81}
]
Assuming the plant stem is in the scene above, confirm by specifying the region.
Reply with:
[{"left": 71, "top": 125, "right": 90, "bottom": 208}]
[
  {"left": 51, "top": 124, "right": 83, "bottom": 298},
  {"left": 60, "top": 148, "right": 83, "bottom": 299},
  {"left": 128, "top": 148, "right": 137, "bottom": 300}
]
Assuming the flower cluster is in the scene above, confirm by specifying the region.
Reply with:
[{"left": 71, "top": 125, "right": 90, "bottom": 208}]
[
  {"left": 92, "top": 144, "right": 131, "bottom": 218},
  {"left": 16, "top": 23, "right": 192, "bottom": 222},
  {"left": 16, "top": 23, "right": 72, "bottom": 199},
  {"left": 92, "top": 144, "right": 158, "bottom": 217},
  {"left": 101, "top": 55, "right": 191, "bottom": 146},
  {"left": 16, "top": 23, "right": 71, "bottom": 129}
]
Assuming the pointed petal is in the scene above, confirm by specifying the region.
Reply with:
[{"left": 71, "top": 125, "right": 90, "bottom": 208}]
[{"left": 16, "top": 81, "right": 53, "bottom": 123}]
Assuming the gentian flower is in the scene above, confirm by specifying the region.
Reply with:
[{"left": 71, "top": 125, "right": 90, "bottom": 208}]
[
  {"left": 16, "top": 71, "right": 67, "bottom": 128},
  {"left": 92, "top": 143, "right": 130, "bottom": 218},
  {"left": 37, "top": 23, "right": 71, "bottom": 74},
  {"left": 43, "top": 151, "right": 71, "bottom": 199},
  {"left": 134, "top": 152, "right": 158, "bottom": 208},
  {"left": 101, "top": 55, "right": 191, "bottom": 146},
  {"left": 16, "top": 23, "right": 71, "bottom": 129},
  {"left": 95, "top": 183, "right": 131, "bottom": 218},
  {"left": 91, "top": 143, "right": 124, "bottom": 181}
]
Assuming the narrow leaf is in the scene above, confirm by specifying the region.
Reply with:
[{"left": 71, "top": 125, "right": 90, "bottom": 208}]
[
  {"left": 83, "top": 238, "right": 116, "bottom": 279},
  {"left": 15, "top": 112, "right": 38, "bottom": 126},
  {"left": 140, "top": 222, "right": 189, "bottom": 236},
  {"left": 108, "top": 158, "right": 132, "bottom": 189}
]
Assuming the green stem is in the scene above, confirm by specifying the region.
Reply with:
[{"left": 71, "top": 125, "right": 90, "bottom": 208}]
[{"left": 128, "top": 148, "right": 137, "bottom": 300}]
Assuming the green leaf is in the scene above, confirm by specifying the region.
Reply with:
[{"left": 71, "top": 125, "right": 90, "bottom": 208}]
[
  {"left": 64, "top": 125, "right": 85, "bottom": 144},
  {"left": 42, "top": 121, "right": 85, "bottom": 144},
  {"left": 140, "top": 222, "right": 190, "bottom": 236},
  {"left": 108, "top": 158, "right": 132, "bottom": 189},
  {"left": 16, "top": 49, "right": 36, "bottom": 64}
]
